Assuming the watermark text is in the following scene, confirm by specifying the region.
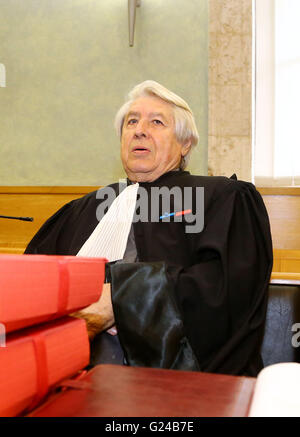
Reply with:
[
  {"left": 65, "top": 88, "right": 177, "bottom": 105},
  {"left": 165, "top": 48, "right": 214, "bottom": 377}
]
[
  {"left": 0, "top": 323, "right": 6, "bottom": 347},
  {"left": 96, "top": 181, "right": 204, "bottom": 233}
]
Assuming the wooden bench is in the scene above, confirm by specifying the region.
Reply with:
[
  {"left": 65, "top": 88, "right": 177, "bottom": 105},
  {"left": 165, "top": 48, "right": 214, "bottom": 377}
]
[
  {"left": 0, "top": 187, "right": 96, "bottom": 254},
  {"left": 258, "top": 187, "right": 300, "bottom": 279},
  {"left": 1, "top": 186, "right": 300, "bottom": 267}
]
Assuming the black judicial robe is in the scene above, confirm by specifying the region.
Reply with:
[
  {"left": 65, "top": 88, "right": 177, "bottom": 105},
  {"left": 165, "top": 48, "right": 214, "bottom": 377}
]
[{"left": 25, "top": 170, "right": 273, "bottom": 376}]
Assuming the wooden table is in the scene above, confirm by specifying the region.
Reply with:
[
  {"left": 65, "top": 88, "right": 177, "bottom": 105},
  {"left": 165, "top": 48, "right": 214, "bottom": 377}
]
[{"left": 28, "top": 364, "right": 255, "bottom": 417}]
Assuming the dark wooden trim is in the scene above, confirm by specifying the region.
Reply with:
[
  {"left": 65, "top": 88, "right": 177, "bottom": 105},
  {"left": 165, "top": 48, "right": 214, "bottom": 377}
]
[{"left": 0, "top": 186, "right": 100, "bottom": 194}]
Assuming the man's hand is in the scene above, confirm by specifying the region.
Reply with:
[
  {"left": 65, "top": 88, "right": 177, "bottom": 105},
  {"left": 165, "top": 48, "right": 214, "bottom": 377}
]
[{"left": 71, "top": 283, "right": 115, "bottom": 341}]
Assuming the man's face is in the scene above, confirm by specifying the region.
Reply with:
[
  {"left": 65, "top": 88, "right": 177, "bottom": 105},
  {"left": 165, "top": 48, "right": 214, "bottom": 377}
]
[{"left": 121, "top": 96, "right": 191, "bottom": 182}]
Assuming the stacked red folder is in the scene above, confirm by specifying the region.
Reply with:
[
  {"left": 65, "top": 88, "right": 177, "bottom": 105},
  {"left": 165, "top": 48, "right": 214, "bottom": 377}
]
[
  {"left": 0, "top": 254, "right": 107, "bottom": 417},
  {"left": 0, "top": 317, "right": 89, "bottom": 417},
  {"left": 0, "top": 254, "right": 106, "bottom": 332}
]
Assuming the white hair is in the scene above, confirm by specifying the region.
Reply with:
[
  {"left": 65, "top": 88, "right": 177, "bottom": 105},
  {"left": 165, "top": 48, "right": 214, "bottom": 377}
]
[{"left": 114, "top": 80, "right": 199, "bottom": 169}]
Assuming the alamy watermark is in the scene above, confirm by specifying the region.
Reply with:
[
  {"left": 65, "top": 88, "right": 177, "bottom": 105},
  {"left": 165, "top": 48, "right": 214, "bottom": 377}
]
[
  {"left": 0, "top": 63, "right": 6, "bottom": 87},
  {"left": 291, "top": 323, "right": 300, "bottom": 348},
  {"left": 96, "top": 180, "right": 204, "bottom": 234},
  {"left": 0, "top": 323, "right": 6, "bottom": 347}
]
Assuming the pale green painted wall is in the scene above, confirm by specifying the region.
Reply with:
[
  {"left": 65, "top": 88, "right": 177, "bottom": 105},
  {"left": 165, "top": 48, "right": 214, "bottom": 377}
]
[{"left": 0, "top": 0, "right": 208, "bottom": 186}]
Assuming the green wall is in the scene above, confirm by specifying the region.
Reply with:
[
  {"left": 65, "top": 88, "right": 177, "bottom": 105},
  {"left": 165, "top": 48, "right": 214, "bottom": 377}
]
[{"left": 0, "top": 0, "right": 208, "bottom": 186}]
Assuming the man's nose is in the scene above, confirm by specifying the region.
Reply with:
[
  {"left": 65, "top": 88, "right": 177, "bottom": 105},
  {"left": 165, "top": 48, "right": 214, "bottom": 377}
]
[{"left": 134, "top": 120, "right": 148, "bottom": 138}]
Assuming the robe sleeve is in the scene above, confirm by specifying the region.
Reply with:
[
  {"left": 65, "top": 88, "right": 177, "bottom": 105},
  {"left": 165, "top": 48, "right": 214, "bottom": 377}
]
[
  {"left": 110, "top": 181, "right": 273, "bottom": 376},
  {"left": 110, "top": 262, "right": 201, "bottom": 371},
  {"left": 24, "top": 193, "right": 99, "bottom": 256},
  {"left": 24, "top": 202, "right": 75, "bottom": 255}
]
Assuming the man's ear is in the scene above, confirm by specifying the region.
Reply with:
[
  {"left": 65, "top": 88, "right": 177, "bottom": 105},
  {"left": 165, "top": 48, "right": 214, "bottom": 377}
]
[{"left": 181, "top": 140, "right": 192, "bottom": 157}]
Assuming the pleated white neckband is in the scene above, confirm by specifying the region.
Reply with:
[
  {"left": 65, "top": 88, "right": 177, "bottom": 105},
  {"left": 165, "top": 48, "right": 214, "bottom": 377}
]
[{"left": 76, "top": 183, "right": 139, "bottom": 262}]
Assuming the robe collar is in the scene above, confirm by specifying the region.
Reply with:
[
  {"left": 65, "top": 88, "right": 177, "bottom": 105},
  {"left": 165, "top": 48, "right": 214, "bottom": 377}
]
[{"left": 127, "top": 169, "right": 190, "bottom": 187}]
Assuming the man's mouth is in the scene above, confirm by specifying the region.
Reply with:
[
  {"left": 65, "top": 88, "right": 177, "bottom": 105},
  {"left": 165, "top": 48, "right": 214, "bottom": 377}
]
[{"left": 131, "top": 146, "right": 151, "bottom": 154}]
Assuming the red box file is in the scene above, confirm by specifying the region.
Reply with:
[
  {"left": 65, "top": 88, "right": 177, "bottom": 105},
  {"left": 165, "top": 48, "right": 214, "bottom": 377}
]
[
  {"left": 0, "top": 254, "right": 106, "bottom": 333},
  {"left": 0, "top": 316, "right": 90, "bottom": 417}
]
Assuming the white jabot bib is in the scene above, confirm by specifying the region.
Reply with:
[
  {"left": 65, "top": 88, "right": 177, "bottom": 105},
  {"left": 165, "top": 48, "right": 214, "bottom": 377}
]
[{"left": 76, "top": 183, "right": 139, "bottom": 262}]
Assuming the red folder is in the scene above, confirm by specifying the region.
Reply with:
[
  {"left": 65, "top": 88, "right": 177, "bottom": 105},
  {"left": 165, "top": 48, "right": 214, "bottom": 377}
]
[
  {"left": 0, "top": 316, "right": 90, "bottom": 417},
  {"left": 0, "top": 254, "right": 106, "bottom": 333}
]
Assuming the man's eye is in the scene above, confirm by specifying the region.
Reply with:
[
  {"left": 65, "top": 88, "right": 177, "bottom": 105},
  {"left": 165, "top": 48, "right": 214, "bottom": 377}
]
[
  {"left": 127, "top": 119, "right": 137, "bottom": 125},
  {"left": 153, "top": 119, "right": 163, "bottom": 125}
]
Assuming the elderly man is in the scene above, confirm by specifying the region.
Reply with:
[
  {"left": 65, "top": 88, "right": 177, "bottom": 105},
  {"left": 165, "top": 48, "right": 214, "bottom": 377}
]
[{"left": 25, "top": 80, "right": 273, "bottom": 376}]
